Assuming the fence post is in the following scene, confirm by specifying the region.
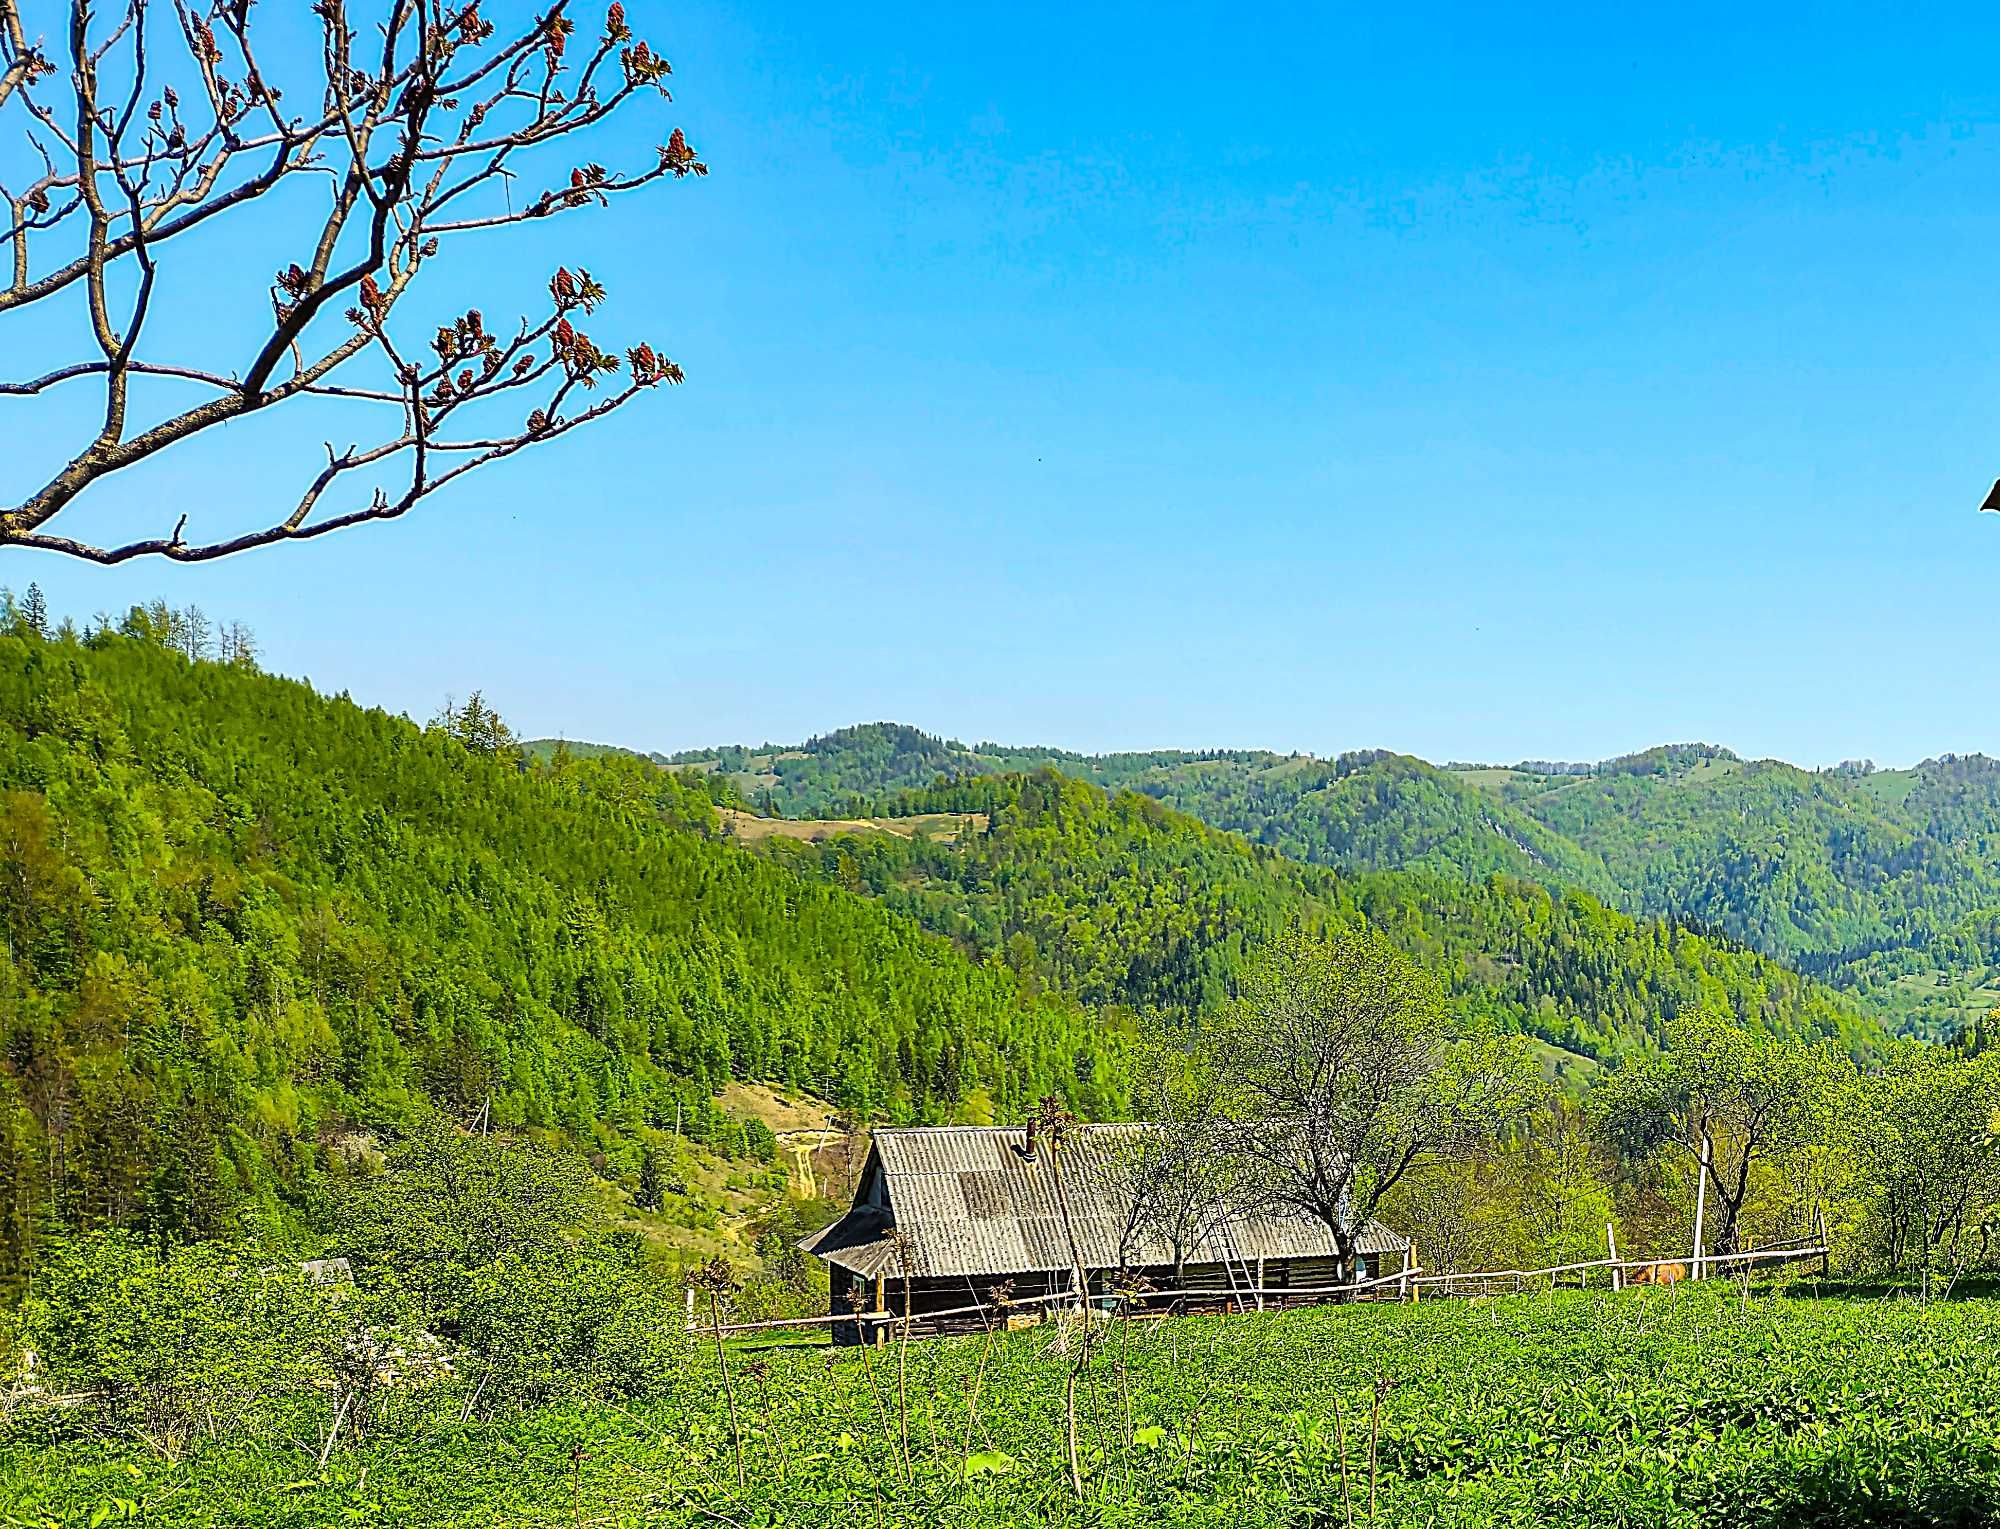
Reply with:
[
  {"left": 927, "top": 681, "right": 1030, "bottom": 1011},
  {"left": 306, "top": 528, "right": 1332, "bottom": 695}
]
[
  {"left": 1817, "top": 1208, "right": 1831, "bottom": 1280},
  {"left": 1401, "top": 1243, "right": 1413, "bottom": 1303},
  {"left": 1606, "top": 1223, "right": 1621, "bottom": 1293},
  {"left": 1691, "top": 1132, "right": 1712, "bottom": 1279},
  {"left": 874, "top": 1273, "right": 887, "bottom": 1347}
]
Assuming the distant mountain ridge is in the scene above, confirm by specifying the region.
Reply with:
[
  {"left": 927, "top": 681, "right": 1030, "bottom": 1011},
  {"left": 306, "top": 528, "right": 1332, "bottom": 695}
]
[{"left": 576, "top": 724, "right": 2000, "bottom": 1038}]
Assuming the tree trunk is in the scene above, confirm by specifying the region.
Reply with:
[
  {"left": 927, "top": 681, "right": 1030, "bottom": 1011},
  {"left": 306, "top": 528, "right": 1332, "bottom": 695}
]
[{"left": 1332, "top": 1227, "right": 1359, "bottom": 1299}]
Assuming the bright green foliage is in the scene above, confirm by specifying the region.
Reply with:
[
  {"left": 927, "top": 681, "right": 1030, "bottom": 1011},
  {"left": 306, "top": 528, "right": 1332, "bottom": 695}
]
[
  {"left": 1127, "top": 745, "right": 2000, "bottom": 1037},
  {"left": 1855, "top": 1042, "right": 2000, "bottom": 1299},
  {"left": 761, "top": 769, "right": 1882, "bottom": 1065},
  {"left": 1492, "top": 752, "right": 2000, "bottom": 971},
  {"left": 670, "top": 724, "right": 2000, "bottom": 1038},
  {"left": 18, "top": 1232, "right": 357, "bottom": 1448},
  {"left": 314, "top": 1125, "right": 706, "bottom": 1390},
  {"left": 773, "top": 768, "right": 1346, "bottom": 1014},
  {"left": 12, "top": 1289, "right": 2000, "bottom": 1526},
  {"left": 15, "top": 1217, "right": 682, "bottom": 1460},
  {"left": 670, "top": 722, "right": 984, "bottom": 816},
  {"left": 1596, "top": 1010, "right": 1853, "bottom": 1255},
  {"left": 1386, "top": 1104, "right": 1623, "bottom": 1273},
  {"left": 452, "top": 1244, "right": 688, "bottom": 1408},
  {"left": 1514, "top": 1118, "right": 1621, "bottom": 1267},
  {"left": 322, "top": 1123, "right": 600, "bottom": 1333},
  {"left": 0, "top": 624, "right": 1123, "bottom": 1284},
  {"left": 664, "top": 727, "right": 1606, "bottom": 885},
  {"left": 1079, "top": 748, "right": 1616, "bottom": 894}
]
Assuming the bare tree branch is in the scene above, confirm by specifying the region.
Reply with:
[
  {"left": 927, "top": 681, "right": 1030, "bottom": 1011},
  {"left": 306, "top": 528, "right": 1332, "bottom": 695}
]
[{"left": 1, "top": 0, "right": 705, "bottom": 562}]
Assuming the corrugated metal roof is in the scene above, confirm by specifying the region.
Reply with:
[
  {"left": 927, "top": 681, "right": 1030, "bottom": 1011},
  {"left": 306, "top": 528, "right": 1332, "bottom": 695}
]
[{"left": 799, "top": 1124, "right": 1408, "bottom": 1280}]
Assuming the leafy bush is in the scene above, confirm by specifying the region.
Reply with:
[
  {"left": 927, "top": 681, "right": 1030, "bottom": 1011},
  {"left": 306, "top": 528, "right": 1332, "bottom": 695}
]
[
  {"left": 19, "top": 1233, "right": 346, "bottom": 1449},
  {"left": 454, "top": 1245, "right": 688, "bottom": 1408},
  {"left": 322, "top": 1122, "right": 599, "bottom": 1334}
]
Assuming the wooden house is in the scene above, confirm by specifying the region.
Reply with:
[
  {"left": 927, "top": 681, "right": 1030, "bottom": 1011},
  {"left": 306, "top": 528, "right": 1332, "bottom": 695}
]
[{"left": 799, "top": 1123, "right": 1410, "bottom": 1339}]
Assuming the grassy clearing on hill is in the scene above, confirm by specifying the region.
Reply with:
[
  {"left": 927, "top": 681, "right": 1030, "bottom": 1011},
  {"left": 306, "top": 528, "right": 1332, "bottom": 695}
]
[
  {"left": 719, "top": 808, "right": 985, "bottom": 845},
  {"left": 10, "top": 1287, "right": 2000, "bottom": 1528}
]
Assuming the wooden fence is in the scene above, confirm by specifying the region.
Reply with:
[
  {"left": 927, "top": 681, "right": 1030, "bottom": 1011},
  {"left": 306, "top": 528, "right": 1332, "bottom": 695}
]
[
  {"left": 1407, "top": 1240, "right": 1824, "bottom": 1300},
  {"left": 687, "top": 1242, "right": 1832, "bottom": 1341}
]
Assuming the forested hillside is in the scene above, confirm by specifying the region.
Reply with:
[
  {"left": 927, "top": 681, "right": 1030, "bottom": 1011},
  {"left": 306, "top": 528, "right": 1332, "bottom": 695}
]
[
  {"left": 2, "top": 623, "right": 1910, "bottom": 1287},
  {"left": 1468, "top": 751, "right": 2000, "bottom": 1031},
  {"left": 642, "top": 723, "right": 1291, "bottom": 819},
  {"left": 664, "top": 725, "right": 2000, "bottom": 1036},
  {"left": 0, "top": 622, "right": 1123, "bottom": 1281},
  {"left": 751, "top": 770, "right": 1881, "bottom": 1069},
  {"left": 663, "top": 723, "right": 1012, "bottom": 816},
  {"left": 1063, "top": 749, "right": 1617, "bottom": 895}
]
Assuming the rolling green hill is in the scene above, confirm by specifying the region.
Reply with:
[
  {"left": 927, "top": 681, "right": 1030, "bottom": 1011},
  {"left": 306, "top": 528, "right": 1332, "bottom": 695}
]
[
  {"left": 744, "top": 769, "right": 1881, "bottom": 1073},
  {"left": 520, "top": 737, "right": 673, "bottom": 767},
  {"left": 1458, "top": 749, "right": 2000, "bottom": 1031},
  {"left": 663, "top": 726, "right": 2000, "bottom": 1036},
  {"left": 5, "top": 627, "right": 1906, "bottom": 1291},
  {"left": 0, "top": 629, "right": 1123, "bottom": 1284},
  {"left": 646, "top": 727, "right": 1605, "bottom": 885}
]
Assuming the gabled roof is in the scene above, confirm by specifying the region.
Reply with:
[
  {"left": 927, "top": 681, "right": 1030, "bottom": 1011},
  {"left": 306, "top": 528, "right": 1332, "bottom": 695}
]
[{"left": 799, "top": 1123, "right": 1407, "bottom": 1282}]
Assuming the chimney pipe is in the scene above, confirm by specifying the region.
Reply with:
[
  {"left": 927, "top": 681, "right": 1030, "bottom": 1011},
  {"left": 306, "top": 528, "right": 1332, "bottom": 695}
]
[{"left": 1023, "top": 1117, "right": 1040, "bottom": 1163}]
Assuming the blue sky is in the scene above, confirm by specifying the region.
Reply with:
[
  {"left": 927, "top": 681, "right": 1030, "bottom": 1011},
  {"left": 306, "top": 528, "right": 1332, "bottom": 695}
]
[{"left": 9, "top": 1, "right": 2000, "bottom": 766}]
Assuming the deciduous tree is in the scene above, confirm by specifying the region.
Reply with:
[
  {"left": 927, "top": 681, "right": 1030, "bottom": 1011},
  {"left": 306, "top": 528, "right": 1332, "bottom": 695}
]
[
  {"left": 1856, "top": 1042, "right": 2000, "bottom": 1301},
  {"left": 1113, "top": 1035, "right": 1259, "bottom": 1280},
  {"left": 1202, "top": 927, "right": 1539, "bottom": 1281},
  {"left": 1597, "top": 1009, "right": 1850, "bottom": 1260}
]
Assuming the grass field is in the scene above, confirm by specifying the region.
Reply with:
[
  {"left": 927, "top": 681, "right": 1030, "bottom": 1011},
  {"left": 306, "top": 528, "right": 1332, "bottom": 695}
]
[
  {"left": 1867, "top": 970, "right": 2000, "bottom": 1040},
  {"left": 1855, "top": 768, "right": 1923, "bottom": 808},
  {"left": 719, "top": 808, "right": 985, "bottom": 845},
  {"left": 10, "top": 1286, "right": 2000, "bottom": 1528}
]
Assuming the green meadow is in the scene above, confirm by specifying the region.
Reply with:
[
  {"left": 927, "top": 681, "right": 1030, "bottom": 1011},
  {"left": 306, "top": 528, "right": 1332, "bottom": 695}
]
[{"left": 9, "top": 1286, "right": 2000, "bottom": 1528}]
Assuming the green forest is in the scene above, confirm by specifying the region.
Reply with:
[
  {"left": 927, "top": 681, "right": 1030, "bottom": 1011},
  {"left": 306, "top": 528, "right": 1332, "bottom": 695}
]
[
  {"left": 0, "top": 611, "right": 1901, "bottom": 1288},
  {"left": 0, "top": 613, "right": 1122, "bottom": 1286},
  {"left": 753, "top": 768, "right": 1879, "bottom": 1068},
  {"left": 657, "top": 724, "right": 2000, "bottom": 1038},
  {"left": 12, "top": 614, "right": 2000, "bottom": 1529}
]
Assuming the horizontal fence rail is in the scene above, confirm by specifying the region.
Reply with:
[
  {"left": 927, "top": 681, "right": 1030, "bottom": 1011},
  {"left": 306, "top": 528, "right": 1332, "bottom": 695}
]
[
  {"left": 687, "top": 1244, "right": 1831, "bottom": 1338},
  {"left": 1413, "top": 1244, "right": 1826, "bottom": 1289},
  {"left": 691, "top": 1268, "right": 1424, "bottom": 1337}
]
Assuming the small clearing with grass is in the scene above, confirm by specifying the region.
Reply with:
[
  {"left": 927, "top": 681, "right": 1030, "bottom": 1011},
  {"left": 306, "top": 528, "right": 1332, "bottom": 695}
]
[{"left": 720, "top": 808, "right": 985, "bottom": 845}]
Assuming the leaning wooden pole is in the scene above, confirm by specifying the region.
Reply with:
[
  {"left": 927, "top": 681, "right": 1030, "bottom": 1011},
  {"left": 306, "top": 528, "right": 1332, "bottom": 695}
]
[{"left": 1690, "top": 1132, "right": 1712, "bottom": 1280}]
